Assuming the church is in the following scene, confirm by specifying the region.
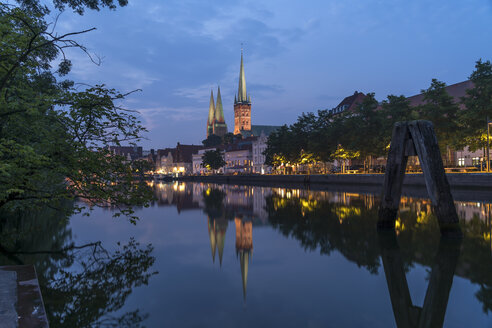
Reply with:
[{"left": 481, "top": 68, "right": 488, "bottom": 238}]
[{"left": 206, "top": 51, "right": 280, "bottom": 138}]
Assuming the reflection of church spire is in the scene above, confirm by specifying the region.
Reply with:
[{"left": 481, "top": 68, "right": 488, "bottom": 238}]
[
  {"left": 235, "top": 217, "right": 253, "bottom": 300},
  {"left": 208, "top": 216, "right": 228, "bottom": 266},
  {"left": 240, "top": 250, "right": 249, "bottom": 300},
  {"left": 208, "top": 217, "right": 217, "bottom": 263},
  {"left": 216, "top": 226, "right": 226, "bottom": 266}
]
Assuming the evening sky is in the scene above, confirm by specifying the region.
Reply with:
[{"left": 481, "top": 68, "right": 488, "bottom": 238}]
[{"left": 53, "top": 0, "right": 492, "bottom": 148}]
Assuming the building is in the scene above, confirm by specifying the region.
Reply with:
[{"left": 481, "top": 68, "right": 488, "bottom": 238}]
[
  {"left": 406, "top": 80, "right": 484, "bottom": 167},
  {"left": 155, "top": 143, "right": 203, "bottom": 175},
  {"left": 109, "top": 145, "right": 143, "bottom": 161},
  {"left": 192, "top": 147, "right": 225, "bottom": 175},
  {"left": 234, "top": 50, "right": 252, "bottom": 135},
  {"left": 231, "top": 50, "right": 281, "bottom": 137},
  {"left": 327, "top": 91, "right": 367, "bottom": 117},
  {"left": 224, "top": 142, "right": 253, "bottom": 174},
  {"left": 252, "top": 132, "right": 270, "bottom": 174},
  {"left": 206, "top": 87, "right": 228, "bottom": 137}
]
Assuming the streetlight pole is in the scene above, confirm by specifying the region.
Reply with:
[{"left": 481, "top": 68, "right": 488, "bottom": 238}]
[{"left": 487, "top": 117, "right": 491, "bottom": 172}]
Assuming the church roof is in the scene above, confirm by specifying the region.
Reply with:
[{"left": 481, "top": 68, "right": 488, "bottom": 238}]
[
  {"left": 208, "top": 89, "right": 215, "bottom": 125},
  {"left": 236, "top": 50, "right": 250, "bottom": 104},
  {"left": 406, "top": 80, "right": 473, "bottom": 107},
  {"left": 214, "top": 86, "right": 225, "bottom": 123},
  {"left": 240, "top": 125, "right": 281, "bottom": 138}
]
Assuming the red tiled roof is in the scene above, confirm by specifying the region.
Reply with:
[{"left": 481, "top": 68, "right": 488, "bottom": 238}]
[{"left": 407, "top": 80, "right": 474, "bottom": 107}]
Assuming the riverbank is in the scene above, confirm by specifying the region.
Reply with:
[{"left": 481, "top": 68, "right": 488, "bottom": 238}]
[{"left": 174, "top": 173, "right": 492, "bottom": 202}]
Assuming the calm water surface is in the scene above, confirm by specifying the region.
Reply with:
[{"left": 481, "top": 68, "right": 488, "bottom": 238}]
[{"left": 3, "top": 182, "right": 492, "bottom": 327}]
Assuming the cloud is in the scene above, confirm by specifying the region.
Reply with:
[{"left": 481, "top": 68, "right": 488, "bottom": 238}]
[
  {"left": 248, "top": 83, "right": 284, "bottom": 95},
  {"left": 137, "top": 106, "right": 204, "bottom": 130},
  {"left": 174, "top": 84, "right": 217, "bottom": 101}
]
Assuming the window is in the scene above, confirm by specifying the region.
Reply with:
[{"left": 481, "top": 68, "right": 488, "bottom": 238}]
[
  {"left": 458, "top": 158, "right": 465, "bottom": 166},
  {"left": 472, "top": 157, "right": 480, "bottom": 165}
]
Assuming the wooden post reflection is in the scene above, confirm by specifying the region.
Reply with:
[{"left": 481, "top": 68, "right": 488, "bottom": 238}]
[{"left": 378, "top": 231, "right": 461, "bottom": 328}]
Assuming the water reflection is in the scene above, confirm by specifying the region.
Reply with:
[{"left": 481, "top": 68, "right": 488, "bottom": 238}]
[
  {"left": 2, "top": 182, "right": 492, "bottom": 327},
  {"left": 152, "top": 182, "right": 492, "bottom": 326},
  {"left": 0, "top": 205, "right": 157, "bottom": 328},
  {"left": 379, "top": 231, "right": 461, "bottom": 328}
]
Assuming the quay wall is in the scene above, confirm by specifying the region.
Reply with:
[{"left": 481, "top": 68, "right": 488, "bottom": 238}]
[{"left": 178, "top": 173, "right": 492, "bottom": 189}]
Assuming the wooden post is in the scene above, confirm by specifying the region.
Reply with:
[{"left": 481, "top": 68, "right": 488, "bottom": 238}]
[{"left": 378, "top": 121, "right": 462, "bottom": 237}]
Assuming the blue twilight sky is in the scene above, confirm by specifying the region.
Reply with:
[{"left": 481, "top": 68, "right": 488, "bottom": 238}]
[{"left": 52, "top": 0, "right": 492, "bottom": 149}]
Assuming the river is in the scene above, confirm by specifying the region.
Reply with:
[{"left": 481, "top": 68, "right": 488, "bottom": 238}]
[{"left": 2, "top": 181, "right": 492, "bottom": 327}]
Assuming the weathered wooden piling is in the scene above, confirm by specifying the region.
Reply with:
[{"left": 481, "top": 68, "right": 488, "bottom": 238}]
[{"left": 378, "top": 121, "right": 462, "bottom": 237}]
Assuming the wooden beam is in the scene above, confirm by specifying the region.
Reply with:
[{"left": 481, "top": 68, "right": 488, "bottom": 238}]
[
  {"left": 407, "top": 121, "right": 461, "bottom": 237},
  {"left": 378, "top": 122, "right": 410, "bottom": 229},
  {"left": 378, "top": 121, "right": 462, "bottom": 237}
]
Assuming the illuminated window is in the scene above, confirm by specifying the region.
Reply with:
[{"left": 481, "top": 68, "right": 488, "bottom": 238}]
[
  {"left": 472, "top": 157, "right": 480, "bottom": 165},
  {"left": 458, "top": 158, "right": 465, "bottom": 166}
]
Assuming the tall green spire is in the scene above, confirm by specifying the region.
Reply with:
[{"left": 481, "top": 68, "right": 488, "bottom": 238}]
[
  {"left": 208, "top": 89, "right": 215, "bottom": 125},
  {"left": 237, "top": 49, "right": 248, "bottom": 103},
  {"left": 215, "top": 86, "right": 225, "bottom": 123}
]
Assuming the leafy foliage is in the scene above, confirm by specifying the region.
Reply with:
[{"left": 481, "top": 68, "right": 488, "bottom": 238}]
[
  {"left": 202, "top": 134, "right": 222, "bottom": 147},
  {"left": 0, "top": 3, "right": 153, "bottom": 219},
  {"left": 201, "top": 149, "right": 225, "bottom": 171},
  {"left": 264, "top": 61, "right": 491, "bottom": 171}
]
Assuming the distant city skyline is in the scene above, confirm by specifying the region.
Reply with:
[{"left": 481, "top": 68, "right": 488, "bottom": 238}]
[{"left": 55, "top": 0, "right": 492, "bottom": 148}]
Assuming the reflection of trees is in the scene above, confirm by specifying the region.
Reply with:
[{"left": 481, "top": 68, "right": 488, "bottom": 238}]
[
  {"left": 202, "top": 188, "right": 226, "bottom": 219},
  {"left": 0, "top": 206, "right": 157, "bottom": 328},
  {"left": 265, "top": 194, "right": 381, "bottom": 274},
  {"left": 265, "top": 190, "right": 492, "bottom": 314}
]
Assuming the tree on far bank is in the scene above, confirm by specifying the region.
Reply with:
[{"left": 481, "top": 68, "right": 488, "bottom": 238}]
[
  {"left": 461, "top": 59, "right": 492, "bottom": 151},
  {"left": 222, "top": 132, "right": 235, "bottom": 145},
  {"left": 202, "top": 150, "right": 225, "bottom": 173},
  {"left": 202, "top": 134, "right": 222, "bottom": 147},
  {"left": 418, "top": 79, "right": 462, "bottom": 156}
]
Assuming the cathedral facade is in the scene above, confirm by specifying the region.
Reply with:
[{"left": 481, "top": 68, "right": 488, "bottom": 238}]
[
  {"left": 233, "top": 51, "right": 252, "bottom": 135},
  {"left": 206, "top": 86, "right": 228, "bottom": 137},
  {"left": 206, "top": 51, "right": 280, "bottom": 139}
]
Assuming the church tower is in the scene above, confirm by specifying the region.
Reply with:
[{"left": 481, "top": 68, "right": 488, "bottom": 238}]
[
  {"left": 206, "top": 90, "right": 215, "bottom": 137},
  {"left": 212, "top": 86, "right": 228, "bottom": 137},
  {"left": 233, "top": 50, "right": 252, "bottom": 135}
]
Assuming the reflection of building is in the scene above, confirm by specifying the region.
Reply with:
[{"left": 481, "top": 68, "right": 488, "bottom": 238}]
[
  {"left": 235, "top": 217, "right": 252, "bottom": 299},
  {"left": 207, "top": 217, "right": 228, "bottom": 265},
  {"left": 153, "top": 182, "right": 200, "bottom": 212}
]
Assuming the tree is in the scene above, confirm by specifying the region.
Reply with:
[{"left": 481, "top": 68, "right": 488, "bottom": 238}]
[
  {"left": 418, "top": 79, "right": 462, "bottom": 158},
  {"left": 345, "top": 93, "right": 386, "bottom": 170},
  {"left": 202, "top": 149, "right": 225, "bottom": 172},
  {"left": 0, "top": 3, "right": 153, "bottom": 220},
  {"left": 222, "top": 132, "right": 235, "bottom": 145},
  {"left": 17, "top": 0, "right": 128, "bottom": 15},
  {"left": 202, "top": 134, "right": 222, "bottom": 147},
  {"left": 461, "top": 59, "right": 492, "bottom": 151}
]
